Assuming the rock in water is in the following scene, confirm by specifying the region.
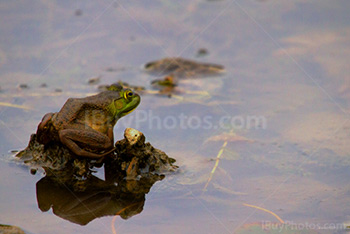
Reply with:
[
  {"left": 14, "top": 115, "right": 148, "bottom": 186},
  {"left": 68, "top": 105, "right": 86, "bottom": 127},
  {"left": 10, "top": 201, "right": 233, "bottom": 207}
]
[
  {"left": 0, "top": 224, "right": 26, "bottom": 234},
  {"left": 108, "top": 128, "right": 178, "bottom": 180},
  {"left": 16, "top": 129, "right": 178, "bottom": 182}
]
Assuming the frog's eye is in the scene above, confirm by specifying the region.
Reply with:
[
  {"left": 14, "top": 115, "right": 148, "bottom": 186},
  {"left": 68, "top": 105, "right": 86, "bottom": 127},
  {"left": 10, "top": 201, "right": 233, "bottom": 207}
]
[{"left": 124, "top": 90, "right": 134, "bottom": 99}]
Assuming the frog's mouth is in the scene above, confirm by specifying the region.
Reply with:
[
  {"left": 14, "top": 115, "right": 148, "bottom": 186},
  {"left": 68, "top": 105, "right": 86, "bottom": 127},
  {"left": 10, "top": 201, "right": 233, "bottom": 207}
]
[
  {"left": 120, "top": 96, "right": 140, "bottom": 117},
  {"left": 123, "top": 107, "right": 136, "bottom": 116}
]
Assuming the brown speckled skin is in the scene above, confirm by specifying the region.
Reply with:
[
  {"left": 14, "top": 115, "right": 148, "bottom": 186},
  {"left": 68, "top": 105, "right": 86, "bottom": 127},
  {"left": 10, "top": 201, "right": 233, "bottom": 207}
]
[{"left": 36, "top": 90, "right": 129, "bottom": 159}]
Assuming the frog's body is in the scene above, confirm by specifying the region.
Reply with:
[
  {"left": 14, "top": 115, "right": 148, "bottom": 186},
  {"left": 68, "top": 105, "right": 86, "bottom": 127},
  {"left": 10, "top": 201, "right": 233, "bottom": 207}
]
[{"left": 36, "top": 86, "right": 140, "bottom": 159}]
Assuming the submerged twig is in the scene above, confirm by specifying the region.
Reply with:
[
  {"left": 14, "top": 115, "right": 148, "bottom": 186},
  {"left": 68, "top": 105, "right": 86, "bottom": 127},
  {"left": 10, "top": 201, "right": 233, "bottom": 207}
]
[
  {"left": 203, "top": 140, "right": 228, "bottom": 191},
  {"left": 0, "top": 101, "right": 32, "bottom": 110},
  {"left": 243, "top": 203, "right": 285, "bottom": 224},
  {"left": 111, "top": 202, "right": 143, "bottom": 234}
]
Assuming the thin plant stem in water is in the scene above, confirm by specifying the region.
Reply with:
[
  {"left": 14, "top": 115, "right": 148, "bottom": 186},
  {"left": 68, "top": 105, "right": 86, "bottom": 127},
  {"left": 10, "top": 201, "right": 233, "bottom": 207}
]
[{"left": 243, "top": 203, "right": 285, "bottom": 224}]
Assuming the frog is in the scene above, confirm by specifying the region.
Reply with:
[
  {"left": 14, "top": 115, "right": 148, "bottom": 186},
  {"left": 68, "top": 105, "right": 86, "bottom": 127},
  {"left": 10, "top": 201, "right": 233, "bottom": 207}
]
[{"left": 36, "top": 84, "right": 140, "bottom": 159}]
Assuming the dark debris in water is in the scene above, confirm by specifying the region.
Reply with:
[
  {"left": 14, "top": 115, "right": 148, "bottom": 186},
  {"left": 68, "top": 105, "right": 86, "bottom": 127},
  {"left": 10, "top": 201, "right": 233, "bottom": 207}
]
[
  {"left": 151, "top": 75, "right": 178, "bottom": 88},
  {"left": 98, "top": 81, "right": 145, "bottom": 93},
  {"left": 145, "top": 57, "right": 224, "bottom": 96},
  {"left": 196, "top": 48, "right": 209, "bottom": 57},
  {"left": 54, "top": 88, "right": 62, "bottom": 92},
  {"left": 144, "top": 57, "right": 225, "bottom": 79},
  {"left": 104, "top": 66, "right": 128, "bottom": 72},
  {"left": 87, "top": 76, "right": 101, "bottom": 85},
  {"left": 18, "top": 84, "right": 29, "bottom": 89},
  {"left": 74, "top": 9, "right": 82, "bottom": 16}
]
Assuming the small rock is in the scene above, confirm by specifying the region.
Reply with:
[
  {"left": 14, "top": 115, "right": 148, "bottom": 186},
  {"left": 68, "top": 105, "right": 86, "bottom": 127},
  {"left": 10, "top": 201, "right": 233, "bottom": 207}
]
[
  {"left": 124, "top": 128, "right": 145, "bottom": 146},
  {"left": 18, "top": 84, "right": 29, "bottom": 89},
  {"left": 113, "top": 128, "right": 178, "bottom": 180}
]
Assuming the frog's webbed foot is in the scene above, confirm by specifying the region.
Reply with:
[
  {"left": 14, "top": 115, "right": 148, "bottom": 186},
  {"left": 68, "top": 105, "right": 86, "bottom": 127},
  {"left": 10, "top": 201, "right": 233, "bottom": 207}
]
[
  {"left": 58, "top": 129, "right": 115, "bottom": 159},
  {"left": 94, "top": 148, "right": 116, "bottom": 164}
]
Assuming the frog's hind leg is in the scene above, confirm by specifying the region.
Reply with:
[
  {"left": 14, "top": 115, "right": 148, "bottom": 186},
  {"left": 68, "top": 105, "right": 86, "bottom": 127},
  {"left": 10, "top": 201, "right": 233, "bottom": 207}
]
[
  {"left": 58, "top": 129, "right": 114, "bottom": 159},
  {"left": 36, "top": 112, "right": 55, "bottom": 144}
]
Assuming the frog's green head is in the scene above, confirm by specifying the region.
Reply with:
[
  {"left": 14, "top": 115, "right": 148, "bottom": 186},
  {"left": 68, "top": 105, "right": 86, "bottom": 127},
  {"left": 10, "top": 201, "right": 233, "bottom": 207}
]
[{"left": 110, "top": 86, "right": 140, "bottom": 119}]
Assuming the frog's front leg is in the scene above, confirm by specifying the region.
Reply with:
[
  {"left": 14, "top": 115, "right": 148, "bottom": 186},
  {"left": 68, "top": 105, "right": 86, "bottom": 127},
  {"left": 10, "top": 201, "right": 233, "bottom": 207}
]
[{"left": 58, "top": 128, "right": 115, "bottom": 159}]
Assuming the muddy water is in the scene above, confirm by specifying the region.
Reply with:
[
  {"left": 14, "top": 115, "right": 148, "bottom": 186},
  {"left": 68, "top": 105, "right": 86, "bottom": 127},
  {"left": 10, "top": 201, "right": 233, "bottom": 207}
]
[{"left": 1, "top": 1, "right": 350, "bottom": 234}]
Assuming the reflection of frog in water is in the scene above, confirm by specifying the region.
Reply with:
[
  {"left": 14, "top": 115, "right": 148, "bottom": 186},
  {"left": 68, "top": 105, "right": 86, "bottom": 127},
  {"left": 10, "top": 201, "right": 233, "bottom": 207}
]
[
  {"left": 36, "top": 84, "right": 140, "bottom": 159},
  {"left": 36, "top": 170, "right": 163, "bottom": 225}
]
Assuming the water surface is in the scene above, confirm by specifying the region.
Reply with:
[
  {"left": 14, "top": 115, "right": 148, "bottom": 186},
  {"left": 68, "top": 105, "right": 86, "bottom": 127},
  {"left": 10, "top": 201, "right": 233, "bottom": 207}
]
[{"left": 1, "top": 1, "right": 350, "bottom": 233}]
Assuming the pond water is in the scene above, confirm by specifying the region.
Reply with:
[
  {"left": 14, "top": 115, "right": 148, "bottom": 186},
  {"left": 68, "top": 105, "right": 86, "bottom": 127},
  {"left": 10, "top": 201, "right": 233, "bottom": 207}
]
[{"left": 1, "top": 1, "right": 350, "bottom": 233}]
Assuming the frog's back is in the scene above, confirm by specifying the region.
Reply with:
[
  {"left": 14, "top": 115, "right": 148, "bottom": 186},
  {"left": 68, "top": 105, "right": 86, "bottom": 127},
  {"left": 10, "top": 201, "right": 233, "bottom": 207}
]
[{"left": 53, "top": 91, "right": 120, "bottom": 129}]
